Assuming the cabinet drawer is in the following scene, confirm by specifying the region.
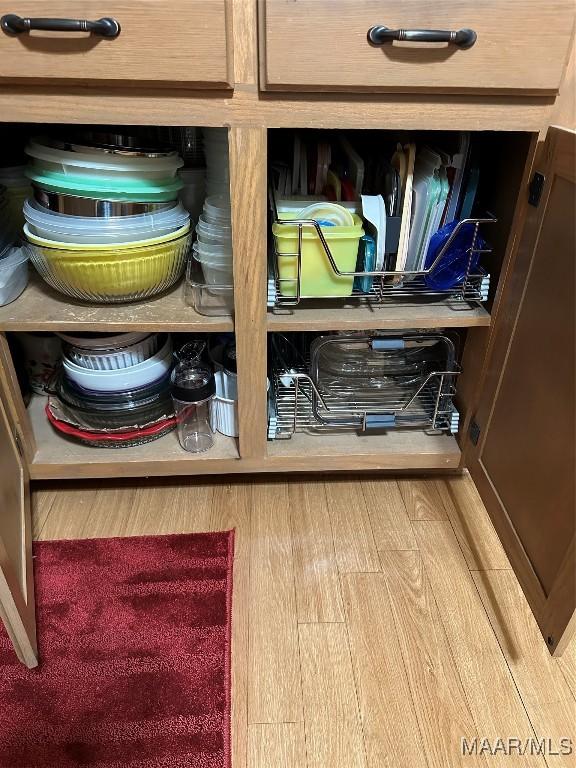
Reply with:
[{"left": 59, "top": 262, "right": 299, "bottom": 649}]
[
  {"left": 261, "top": 0, "right": 574, "bottom": 93},
  {"left": 0, "top": 1, "right": 232, "bottom": 87}
]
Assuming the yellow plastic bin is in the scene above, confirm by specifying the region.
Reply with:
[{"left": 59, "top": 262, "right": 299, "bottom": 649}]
[{"left": 273, "top": 214, "right": 364, "bottom": 298}]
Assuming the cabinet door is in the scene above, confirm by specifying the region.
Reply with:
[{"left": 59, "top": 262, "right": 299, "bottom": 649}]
[
  {"left": 0, "top": 386, "right": 37, "bottom": 668},
  {"left": 467, "top": 127, "right": 575, "bottom": 656}
]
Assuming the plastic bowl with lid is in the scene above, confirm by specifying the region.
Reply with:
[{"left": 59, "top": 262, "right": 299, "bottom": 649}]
[{"left": 24, "top": 199, "right": 190, "bottom": 245}]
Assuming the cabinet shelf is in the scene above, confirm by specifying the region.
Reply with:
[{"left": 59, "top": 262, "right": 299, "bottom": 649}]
[
  {"left": 0, "top": 275, "right": 234, "bottom": 333},
  {"left": 27, "top": 396, "right": 240, "bottom": 480},
  {"left": 267, "top": 302, "right": 490, "bottom": 332},
  {"left": 266, "top": 430, "right": 461, "bottom": 470}
]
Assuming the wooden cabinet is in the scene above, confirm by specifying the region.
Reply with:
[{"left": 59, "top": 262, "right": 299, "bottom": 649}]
[
  {"left": 0, "top": 0, "right": 574, "bottom": 668},
  {"left": 0, "top": 0, "right": 233, "bottom": 87},
  {"left": 0, "top": 373, "right": 37, "bottom": 668},
  {"left": 260, "top": 0, "right": 575, "bottom": 93},
  {"left": 467, "top": 127, "right": 575, "bottom": 656}
]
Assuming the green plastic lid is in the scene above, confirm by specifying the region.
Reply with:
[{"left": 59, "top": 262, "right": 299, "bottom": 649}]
[{"left": 25, "top": 168, "right": 183, "bottom": 202}]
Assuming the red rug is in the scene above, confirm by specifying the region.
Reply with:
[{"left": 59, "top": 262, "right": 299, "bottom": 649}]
[{"left": 0, "top": 531, "right": 234, "bottom": 768}]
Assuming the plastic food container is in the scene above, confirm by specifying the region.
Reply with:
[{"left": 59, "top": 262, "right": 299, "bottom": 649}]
[
  {"left": 25, "top": 229, "right": 190, "bottom": 303},
  {"left": 273, "top": 213, "right": 364, "bottom": 298},
  {"left": 194, "top": 240, "right": 232, "bottom": 262},
  {"left": 63, "top": 335, "right": 172, "bottom": 392},
  {"left": 178, "top": 167, "right": 206, "bottom": 223},
  {"left": 199, "top": 260, "right": 234, "bottom": 287},
  {"left": 196, "top": 217, "right": 232, "bottom": 247},
  {"left": 24, "top": 199, "right": 190, "bottom": 245},
  {"left": 192, "top": 245, "right": 233, "bottom": 287},
  {"left": 0, "top": 246, "right": 29, "bottom": 306},
  {"left": 185, "top": 257, "right": 233, "bottom": 316},
  {"left": 203, "top": 194, "right": 231, "bottom": 224}
]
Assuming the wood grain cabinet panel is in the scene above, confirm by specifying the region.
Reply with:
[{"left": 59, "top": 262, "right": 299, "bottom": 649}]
[
  {"left": 0, "top": 0, "right": 232, "bottom": 86},
  {"left": 260, "top": 0, "right": 574, "bottom": 94}
]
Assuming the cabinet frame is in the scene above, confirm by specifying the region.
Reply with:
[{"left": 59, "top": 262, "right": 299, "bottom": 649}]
[{"left": 0, "top": 0, "right": 573, "bottom": 666}]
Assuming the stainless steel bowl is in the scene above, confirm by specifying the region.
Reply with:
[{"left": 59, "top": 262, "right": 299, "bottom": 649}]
[
  {"left": 38, "top": 132, "right": 178, "bottom": 159},
  {"left": 32, "top": 186, "right": 173, "bottom": 217}
]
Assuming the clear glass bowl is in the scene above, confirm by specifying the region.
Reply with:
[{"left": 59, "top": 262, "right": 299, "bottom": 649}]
[{"left": 25, "top": 231, "right": 191, "bottom": 303}]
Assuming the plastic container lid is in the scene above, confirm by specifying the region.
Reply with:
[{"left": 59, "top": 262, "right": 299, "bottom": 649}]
[
  {"left": 170, "top": 364, "right": 215, "bottom": 402},
  {"left": 24, "top": 221, "right": 190, "bottom": 251},
  {"left": 193, "top": 242, "right": 232, "bottom": 264},
  {"left": 197, "top": 215, "right": 232, "bottom": 233},
  {"left": 23, "top": 198, "right": 190, "bottom": 244},
  {"left": 298, "top": 202, "right": 355, "bottom": 227},
  {"left": 272, "top": 213, "right": 364, "bottom": 239},
  {"left": 25, "top": 167, "right": 183, "bottom": 202},
  {"left": 26, "top": 139, "right": 183, "bottom": 175},
  {"left": 204, "top": 194, "right": 231, "bottom": 218}
]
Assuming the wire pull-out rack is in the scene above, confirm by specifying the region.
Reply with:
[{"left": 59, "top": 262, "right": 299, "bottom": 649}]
[
  {"left": 268, "top": 207, "right": 496, "bottom": 309},
  {"left": 268, "top": 333, "right": 460, "bottom": 440}
]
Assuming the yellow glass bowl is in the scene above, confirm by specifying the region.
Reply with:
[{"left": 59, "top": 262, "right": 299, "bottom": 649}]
[{"left": 25, "top": 227, "right": 191, "bottom": 303}]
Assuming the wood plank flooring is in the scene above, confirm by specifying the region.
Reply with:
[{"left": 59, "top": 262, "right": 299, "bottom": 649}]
[{"left": 32, "top": 472, "right": 576, "bottom": 768}]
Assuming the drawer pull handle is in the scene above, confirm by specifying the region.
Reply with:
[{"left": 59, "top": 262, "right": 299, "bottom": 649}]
[
  {"left": 1, "top": 13, "right": 120, "bottom": 38},
  {"left": 368, "top": 25, "right": 476, "bottom": 49}
]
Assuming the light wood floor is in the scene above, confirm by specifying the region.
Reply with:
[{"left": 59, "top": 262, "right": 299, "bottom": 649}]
[{"left": 33, "top": 473, "right": 576, "bottom": 768}]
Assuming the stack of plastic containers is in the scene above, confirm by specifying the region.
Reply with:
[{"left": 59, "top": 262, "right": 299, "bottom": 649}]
[
  {"left": 0, "top": 166, "right": 31, "bottom": 232},
  {"left": 202, "top": 128, "right": 230, "bottom": 198},
  {"left": 193, "top": 195, "right": 233, "bottom": 285},
  {"left": 185, "top": 191, "right": 234, "bottom": 316},
  {"left": 0, "top": 184, "right": 29, "bottom": 306},
  {"left": 22, "top": 135, "right": 192, "bottom": 303}
]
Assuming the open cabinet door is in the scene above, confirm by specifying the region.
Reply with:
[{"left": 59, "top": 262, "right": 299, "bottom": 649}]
[
  {"left": 0, "top": 384, "right": 38, "bottom": 668},
  {"left": 467, "top": 127, "right": 575, "bottom": 656}
]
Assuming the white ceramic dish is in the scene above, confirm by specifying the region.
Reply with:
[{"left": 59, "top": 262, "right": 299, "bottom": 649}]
[
  {"left": 210, "top": 369, "right": 238, "bottom": 437},
  {"left": 63, "top": 336, "right": 172, "bottom": 392},
  {"left": 65, "top": 333, "right": 160, "bottom": 371},
  {"left": 57, "top": 331, "right": 151, "bottom": 350}
]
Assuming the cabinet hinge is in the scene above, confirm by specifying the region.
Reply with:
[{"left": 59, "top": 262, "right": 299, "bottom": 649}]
[
  {"left": 469, "top": 420, "right": 481, "bottom": 446},
  {"left": 528, "top": 172, "right": 545, "bottom": 207},
  {"left": 13, "top": 429, "right": 23, "bottom": 458}
]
